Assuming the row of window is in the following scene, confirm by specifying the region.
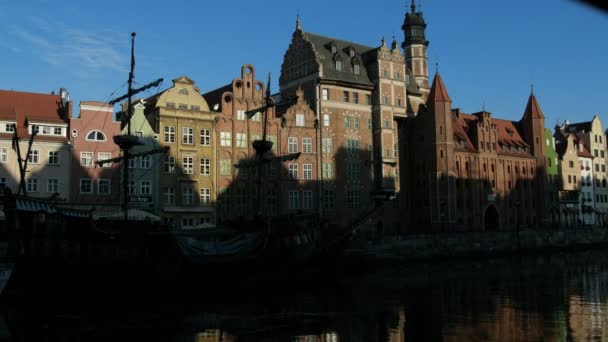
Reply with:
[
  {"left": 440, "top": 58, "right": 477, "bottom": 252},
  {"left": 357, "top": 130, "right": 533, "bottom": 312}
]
[
  {"left": 162, "top": 186, "right": 211, "bottom": 206},
  {"left": 321, "top": 88, "right": 371, "bottom": 105},
  {"left": 80, "top": 179, "right": 112, "bottom": 194},
  {"left": 1, "top": 123, "right": 65, "bottom": 137},
  {"left": 287, "top": 137, "right": 313, "bottom": 153},
  {"left": 164, "top": 127, "right": 211, "bottom": 145},
  {"left": 287, "top": 164, "right": 314, "bottom": 180},
  {"left": 219, "top": 132, "right": 276, "bottom": 148},
  {"left": 20, "top": 178, "right": 60, "bottom": 193},
  {"left": 0, "top": 148, "right": 62, "bottom": 165},
  {"left": 164, "top": 156, "right": 211, "bottom": 175},
  {"left": 165, "top": 102, "right": 201, "bottom": 111}
]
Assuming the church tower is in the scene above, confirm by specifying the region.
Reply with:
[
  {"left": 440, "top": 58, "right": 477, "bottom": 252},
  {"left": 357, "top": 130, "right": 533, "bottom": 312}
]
[{"left": 402, "top": 0, "right": 430, "bottom": 93}]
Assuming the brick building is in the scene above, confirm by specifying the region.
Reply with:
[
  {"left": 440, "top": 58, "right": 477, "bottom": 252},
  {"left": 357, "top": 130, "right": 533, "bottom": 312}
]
[
  {"left": 69, "top": 101, "right": 121, "bottom": 205},
  {"left": 401, "top": 75, "right": 546, "bottom": 231}
]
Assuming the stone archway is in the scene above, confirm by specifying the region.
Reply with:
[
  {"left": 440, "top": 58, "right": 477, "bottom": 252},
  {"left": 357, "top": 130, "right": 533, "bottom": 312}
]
[{"left": 484, "top": 205, "right": 499, "bottom": 231}]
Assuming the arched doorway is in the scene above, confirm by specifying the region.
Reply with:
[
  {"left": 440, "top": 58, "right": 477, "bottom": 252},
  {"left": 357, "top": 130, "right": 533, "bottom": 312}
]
[{"left": 484, "top": 205, "right": 499, "bottom": 231}]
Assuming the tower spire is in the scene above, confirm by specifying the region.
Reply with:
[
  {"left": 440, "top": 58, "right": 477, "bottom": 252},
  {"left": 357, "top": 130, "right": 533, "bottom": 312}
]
[{"left": 410, "top": 0, "right": 416, "bottom": 13}]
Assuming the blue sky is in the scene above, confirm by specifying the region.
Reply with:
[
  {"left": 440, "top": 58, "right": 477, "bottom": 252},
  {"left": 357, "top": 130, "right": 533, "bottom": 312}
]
[{"left": 0, "top": 0, "right": 606, "bottom": 128}]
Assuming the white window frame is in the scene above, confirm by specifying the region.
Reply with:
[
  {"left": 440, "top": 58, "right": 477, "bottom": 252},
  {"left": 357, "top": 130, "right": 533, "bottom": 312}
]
[
  {"left": 303, "top": 164, "right": 313, "bottom": 180},
  {"left": 80, "top": 178, "right": 92, "bottom": 194},
  {"left": 140, "top": 155, "right": 151, "bottom": 169},
  {"left": 140, "top": 180, "right": 151, "bottom": 195},
  {"left": 303, "top": 190, "right": 313, "bottom": 209},
  {"left": 47, "top": 178, "right": 58, "bottom": 193},
  {"left": 164, "top": 187, "right": 175, "bottom": 205},
  {"left": 26, "top": 178, "right": 39, "bottom": 193},
  {"left": 200, "top": 158, "right": 211, "bottom": 175},
  {"left": 199, "top": 188, "right": 211, "bottom": 206},
  {"left": 296, "top": 114, "right": 305, "bottom": 127},
  {"left": 164, "top": 156, "right": 175, "bottom": 173},
  {"left": 182, "top": 156, "right": 194, "bottom": 174},
  {"left": 220, "top": 132, "right": 232, "bottom": 146},
  {"left": 0, "top": 148, "right": 6, "bottom": 163},
  {"left": 98, "top": 179, "right": 111, "bottom": 195},
  {"left": 80, "top": 152, "right": 92, "bottom": 167},
  {"left": 48, "top": 151, "right": 59, "bottom": 165},
  {"left": 288, "top": 137, "right": 298, "bottom": 153},
  {"left": 288, "top": 164, "right": 298, "bottom": 180},
  {"left": 182, "top": 184, "right": 194, "bottom": 205},
  {"left": 98, "top": 152, "right": 111, "bottom": 167},
  {"left": 288, "top": 191, "right": 299, "bottom": 209},
  {"left": 164, "top": 126, "right": 175, "bottom": 143},
  {"left": 182, "top": 127, "right": 194, "bottom": 144},
  {"left": 323, "top": 114, "right": 330, "bottom": 127},
  {"left": 236, "top": 133, "right": 248, "bottom": 148},
  {"left": 236, "top": 110, "right": 246, "bottom": 121},
  {"left": 322, "top": 88, "right": 329, "bottom": 101},
  {"left": 200, "top": 129, "right": 211, "bottom": 146},
  {"left": 302, "top": 137, "right": 312, "bottom": 153}
]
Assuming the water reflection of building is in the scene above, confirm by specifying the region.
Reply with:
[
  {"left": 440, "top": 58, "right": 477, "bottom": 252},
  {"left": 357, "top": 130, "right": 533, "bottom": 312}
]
[{"left": 194, "top": 329, "right": 236, "bottom": 342}]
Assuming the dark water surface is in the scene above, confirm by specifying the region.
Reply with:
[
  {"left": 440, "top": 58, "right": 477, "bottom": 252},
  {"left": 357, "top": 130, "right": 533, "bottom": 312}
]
[{"left": 2, "top": 250, "right": 608, "bottom": 341}]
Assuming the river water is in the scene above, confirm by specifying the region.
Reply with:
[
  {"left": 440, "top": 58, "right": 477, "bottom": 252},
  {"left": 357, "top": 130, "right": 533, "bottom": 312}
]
[{"left": 2, "top": 249, "right": 608, "bottom": 341}]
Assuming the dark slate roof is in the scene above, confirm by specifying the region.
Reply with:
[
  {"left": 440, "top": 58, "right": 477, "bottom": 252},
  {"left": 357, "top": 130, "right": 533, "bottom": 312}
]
[
  {"left": 567, "top": 121, "right": 592, "bottom": 133},
  {"left": 405, "top": 66, "right": 421, "bottom": 95},
  {"left": 301, "top": 31, "right": 375, "bottom": 86}
]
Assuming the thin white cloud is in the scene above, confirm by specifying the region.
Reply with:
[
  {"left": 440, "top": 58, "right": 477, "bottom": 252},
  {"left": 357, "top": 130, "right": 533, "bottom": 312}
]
[{"left": 8, "top": 18, "right": 127, "bottom": 74}]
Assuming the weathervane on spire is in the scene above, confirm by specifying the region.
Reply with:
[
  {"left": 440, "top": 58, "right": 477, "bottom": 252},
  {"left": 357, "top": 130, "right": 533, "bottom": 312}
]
[
  {"left": 296, "top": 13, "right": 301, "bottom": 30},
  {"left": 411, "top": 0, "right": 416, "bottom": 13}
]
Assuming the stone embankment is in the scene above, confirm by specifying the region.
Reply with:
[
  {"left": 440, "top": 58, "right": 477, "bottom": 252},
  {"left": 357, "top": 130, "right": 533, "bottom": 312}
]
[{"left": 344, "top": 227, "right": 608, "bottom": 263}]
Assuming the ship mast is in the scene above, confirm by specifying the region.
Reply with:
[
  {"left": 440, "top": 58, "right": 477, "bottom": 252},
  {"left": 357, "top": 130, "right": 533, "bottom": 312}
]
[{"left": 97, "top": 32, "right": 163, "bottom": 222}]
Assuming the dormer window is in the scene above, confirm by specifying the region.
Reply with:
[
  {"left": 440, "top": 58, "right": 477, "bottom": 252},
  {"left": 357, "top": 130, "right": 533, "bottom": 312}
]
[
  {"left": 335, "top": 60, "right": 342, "bottom": 71},
  {"left": 349, "top": 48, "right": 355, "bottom": 58},
  {"left": 86, "top": 130, "right": 106, "bottom": 141},
  {"left": 331, "top": 44, "right": 337, "bottom": 54},
  {"left": 353, "top": 63, "right": 360, "bottom": 75}
]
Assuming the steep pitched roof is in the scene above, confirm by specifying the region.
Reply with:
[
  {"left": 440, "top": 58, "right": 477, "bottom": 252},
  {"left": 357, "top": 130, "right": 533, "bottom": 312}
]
[
  {"left": 454, "top": 113, "right": 531, "bottom": 156},
  {"left": 427, "top": 73, "right": 451, "bottom": 103},
  {"left": 301, "top": 31, "right": 375, "bottom": 86},
  {"left": 522, "top": 92, "right": 544, "bottom": 119},
  {"left": 0, "top": 89, "right": 68, "bottom": 123}
]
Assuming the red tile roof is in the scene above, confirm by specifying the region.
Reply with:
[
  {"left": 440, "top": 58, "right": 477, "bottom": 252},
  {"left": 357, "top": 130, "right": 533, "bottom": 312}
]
[
  {"left": 454, "top": 113, "right": 531, "bottom": 156},
  {"left": 427, "top": 73, "right": 451, "bottom": 103},
  {"left": 522, "top": 92, "right": 544, "bottom": 119},
  {"left": 0, "top": 89, "right": 68, "bottom": 124}
]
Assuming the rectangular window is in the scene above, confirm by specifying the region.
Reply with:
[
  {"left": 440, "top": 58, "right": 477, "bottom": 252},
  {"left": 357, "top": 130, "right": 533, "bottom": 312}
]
[
  {"left": 182, "top": 184, "right": 194, "bottom": 205},
  {"left": 343, "top": 91, "right": 349, "bottom": 102},
  {"left": 182, "top": 127, "right": 194, "bottom": 144},
  {"left": 296, "top": 114, "right": 305, "bottom": 127},
  {"left": 323, "top": 114, "right": 330, "bottom": 127},
  {"left": 220, "top": 132, "right": 231, "bottom": 146},
  {"left": 47, "top": 178, "right": 58, "bottom": 193},
  {"left": 596, "top": 164, "right": 600, "bottom": 172},
  {"left": 347, "top": 190, "right": 362, "bottom": 208},
  {"left": 220, "top": 159, "right": 232, "bottom": 175},
  {"left": 140, "top": 155, "right": 151, "bottom": 168},
  {"left": 164, "top": 126, "right": 175, "bottom": 143},
  {"left": 182, "top": 156, "right": 194, "bottom": 174},
  {"left": 353, "top": 92, "right": 359, "bottom": 104},
  {"left": 164, "top": 156, "right": 175, "bottom": 173},
  {"left": 200, "top": 158, "right": 211, "bottom": 175},
  {"left": 288, "top": 191, "right": 299, "bottom": 209},
  {"left": 200, "top": 129, "right": 210, "bottom": 146},
  {"left": 237, "top": 110, "right": 246, "bottom": 121},
  {"left": 594, "top": 149, "right": 599, "bottom": 157},
  {"left": 302, "top": 138, "right": 312, "bottom": 153},
  {"left": 98, "top": 179, "right": 111, "bottom": 195},
  {"left": 25, "top": 178, "right": 38, "bottom": 193},
  {"left": 354, "top": 64, "right": 360, "bottom": 75},
  {"left": 569, "top": 161, "right": 574, "bottom": 168},
  {"left": 0, "top": 148, "right": 6, "bottom": 163},
  {"left": 98, "top": 152, "right": 111, "bottom": 167},
  {"left": 383, "top": 96, "right": 389, "bottom": 105},
  {"left": 366, "top": 94, "right": 371, "bottom": 105},
  {"left": 140, "top": 181, "right": 151, "bottom": 195},
  {"left": 602, "top": 150, "right": 605, "bottom": 159},
  {"left": 322, "top": 138, "right": 333, "bottom": 153},
  {"left": 236, "top": 133, "right": 248, "bottom": 148},
  {"left": 348, "top": 163, "right": 361, "bottom": 180},
  {"left": 288, "top": 137, "right": 298, "bottom": 153},
  {"left": 80, "top": 179, "right": 92, "bottom": 194},
  {"left": 322, "top": 163, "right": 334, "bottom": 179},
  {"left": 303, "top": 191, "right": 313, "bottom": 209},
  {"left": 199, "top": 188, "right": 211, "bottom": 206},
  {"left": 48, "top": 151, "right": 59, "bottom": 165},
  {"left": 354, "top": 117, "right": 360, "bottom": 129},
  {"left": 322, "top": 88, "right": 329, "bottom": 100},
  {"left": 128, "top": 181, "right": 136, "bottom": 195},
  {"left": 344, "top": 117, "right": 350, "bottom": 128},
  {"left": 288, "top": 164, "right": 298, "bottom": 180},
  {"left": 80, "top": 152, "right": 92, "bottom": 167},
  {"left": 303, "top": 164, "right": 313, "bottom": 180},
  {"left": 54, "top": 127, "right": 62, "bottom": 135},
  {"left": 178, "top": 104, "right": 188, "bottom": 110},
  {"left": 323, "top": 190, "right": 335, "bottom": 209},
  {"left": 164, "top": 187, "right": 175, "bottom": 205},
  {"left": 128, "top": 157, "right": 137, "bottom": 169}
]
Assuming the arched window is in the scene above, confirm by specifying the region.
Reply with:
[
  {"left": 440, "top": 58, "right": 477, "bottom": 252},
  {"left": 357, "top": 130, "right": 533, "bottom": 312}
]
[
  {"left": 86, "top": 130, "right": 106, "bottom": 141},
  {"left": 179, "top": 88, "right": 189, "bottom": 95}
]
